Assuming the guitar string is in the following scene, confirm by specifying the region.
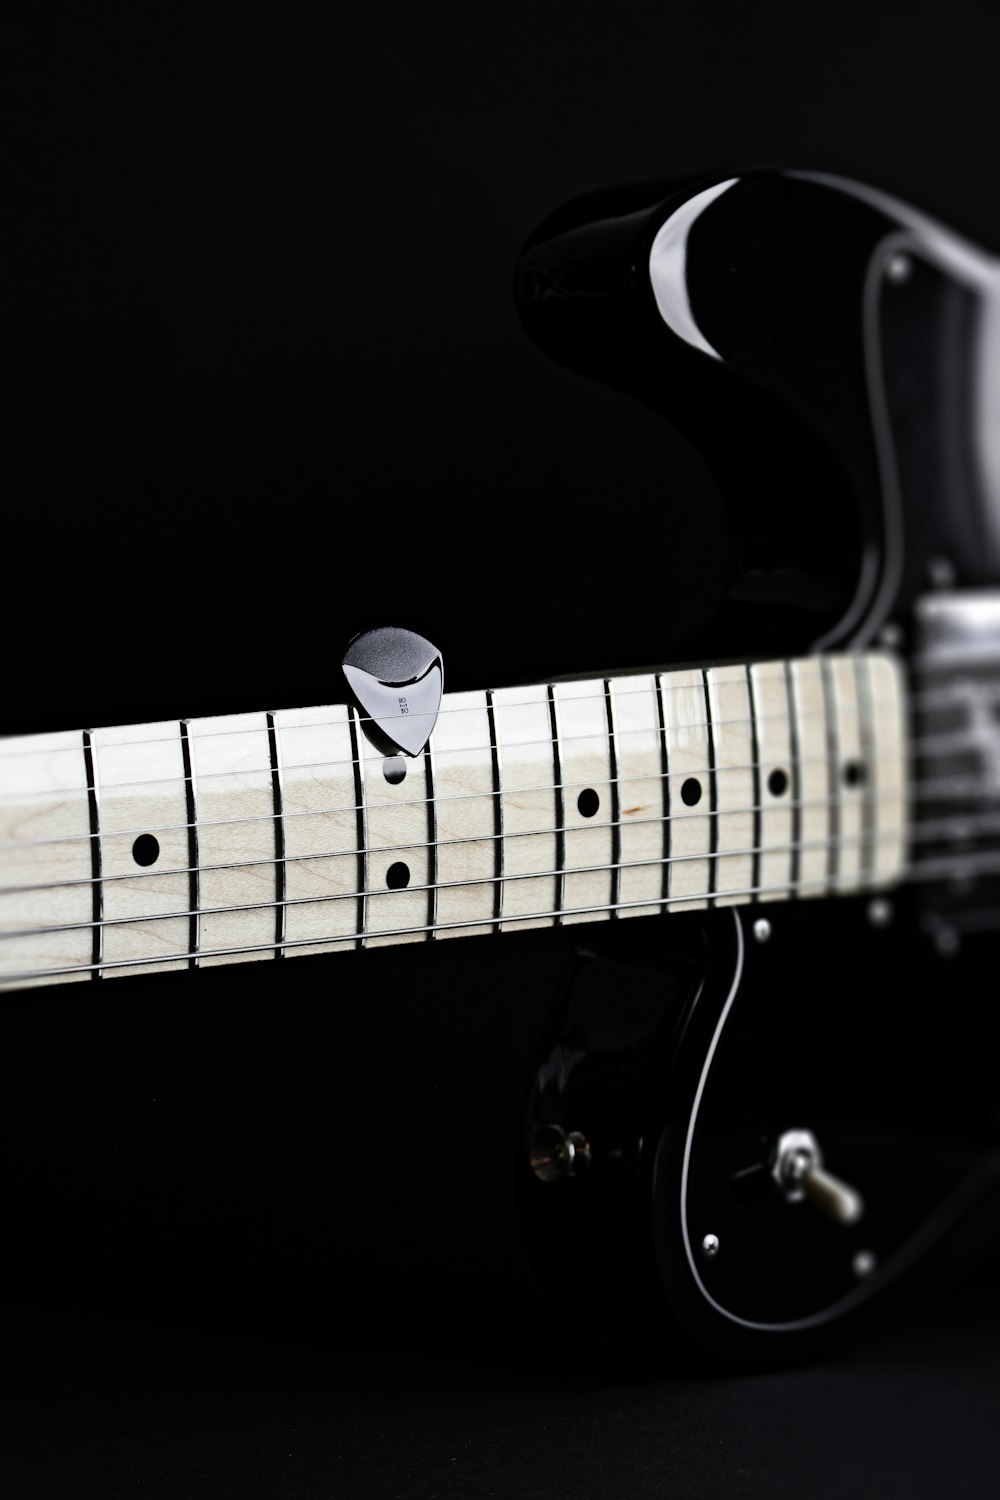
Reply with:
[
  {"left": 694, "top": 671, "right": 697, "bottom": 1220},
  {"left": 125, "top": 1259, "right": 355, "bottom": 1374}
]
[
  {"left": 0, "top": 812, "right": 992, "bottom": 942},
  {"left": 0, "top": 705, "right": 903, "bottom": 804},
  {"left": 0, "top": 698, "right": 968, "bottom": 823},
  {"left": 0, "top": 734, "right": 987, "bottom": 858},
  {"left": 0, "top": 711, "right": 959, "bottom": 816},
  {"left": 0, "top": 745, "right": 991, "bottom": 889},
  {"left": 0, "top": 661, "right": 988, "bottom": 764},
  {"left": 3, "top": 847, "right": 999, "bottom": 986},
  {"left": 0, "top": 793, "right": 995, "bottom": 915},
  {"left": 0, "top": 673, "right": 965, "bottom": 778},
  {"left": 0, "top": 770, "right": 984, "bottom": 894},
  {"left": 0, "top": 672, "right": 889, "bottom": 760}
]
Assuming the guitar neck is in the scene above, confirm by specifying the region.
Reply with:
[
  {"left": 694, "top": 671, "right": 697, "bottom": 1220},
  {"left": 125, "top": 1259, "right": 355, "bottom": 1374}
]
[{"left": 0, "top": 653, "right": 908, "bottom": 990}]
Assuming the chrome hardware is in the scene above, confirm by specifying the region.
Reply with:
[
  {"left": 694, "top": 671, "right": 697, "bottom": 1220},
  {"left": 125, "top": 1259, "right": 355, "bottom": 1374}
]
[
  {"left": 914, "top": 590, "right": 1000, "bottom": 937},
  {"left": 852, "top": 1249, "right": 878, "bottom": 1278},
  {"left": 529, "top": 1124, "right": 592, "bottom": 1183},
  {"left": 771, "top": 1128, "right": 864, "bottom": 1225},
  {"left": 701, "top": 1233, "right": 720, "bottom": 1259},
  {"left": 927, "top": 556, "right": 957, "bottom": 590},
  {"left": 753, "top": 918, "right": 772, "bottom": 944},
  {"left": 885, "top": 252, "right": 913, "bottom": 285},
  {"left": 342, "top": 626, "right": 443, "bottom": 756},
  {"left": 916, "top": 589, "right": 1000, "bottom": 666},
  {"left": 867, "top": 897, "right": 893, "bottom": 928}
]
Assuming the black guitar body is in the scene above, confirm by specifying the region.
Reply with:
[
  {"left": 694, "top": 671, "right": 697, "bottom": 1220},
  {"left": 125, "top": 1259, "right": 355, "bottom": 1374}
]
[
  {"left": 4, "top": 172, "right": 1000, "bottom": 1374},
  {"left": 520, "top": 885, "right": 1000, "bottom": 1363},
  {"left": 513, "top": 172, "right": 1000, "bottom": 1361}
]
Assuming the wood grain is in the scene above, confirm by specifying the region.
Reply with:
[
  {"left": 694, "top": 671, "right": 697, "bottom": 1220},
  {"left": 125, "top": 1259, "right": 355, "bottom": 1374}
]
[{"left": 0, "top": 653, "right": 910, "bottom": 989}]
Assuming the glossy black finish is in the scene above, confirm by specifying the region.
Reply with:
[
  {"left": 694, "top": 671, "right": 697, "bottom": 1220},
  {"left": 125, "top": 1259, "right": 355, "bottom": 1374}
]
[
  {"left": 520, "top": 900, "right": 1000, "bottom": 1363},
  {"left": 519, "top": 916, "right": 707, "bottom": 1338},
  {"left": 516, "top": 171, "right": 1000, "bottom": 1361},
  {"left": 516, "top": 171, "right": 999, "bottom": 653},
  {"left": 3, "top": 158, "right": 999, "bottom": 1371},
  {"left": 651, "top": 900, "right": 1000, "bottom": 1360}
]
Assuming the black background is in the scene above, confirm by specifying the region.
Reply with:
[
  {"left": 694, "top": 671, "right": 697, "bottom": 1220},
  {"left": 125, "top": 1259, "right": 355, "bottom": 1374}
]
[{"left": 3, "top": 4, "right": 1000, "bottom": 1496}]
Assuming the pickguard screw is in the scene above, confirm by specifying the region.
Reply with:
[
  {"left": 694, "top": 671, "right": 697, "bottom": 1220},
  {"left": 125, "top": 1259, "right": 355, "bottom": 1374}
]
[
  {"left": 701, "top": 1233, "right": 720, "bottom": 1259},
  {"left": 879, "top": 623, "right": 903, "bottom": 650},
  {"left": 927, "top": 556, "right": 956, "bottom": 590},
  {"left": 753, "top": 918, "right": 772, "bottom": 944},
  {"left": 852, "top": 1249, "right": 877, "bottom": 1278},
  {"left": 867, "top": 898, "right": 893, "bottom": 928},
  {"left": 886, "top": 253, "right": 913, "bottom": 284}
]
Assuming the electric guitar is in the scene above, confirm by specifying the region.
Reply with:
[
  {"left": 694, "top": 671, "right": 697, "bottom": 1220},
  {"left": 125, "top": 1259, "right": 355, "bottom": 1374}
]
[{"left": 4, "top": 171, "right": 1000, "bottom": 1362}]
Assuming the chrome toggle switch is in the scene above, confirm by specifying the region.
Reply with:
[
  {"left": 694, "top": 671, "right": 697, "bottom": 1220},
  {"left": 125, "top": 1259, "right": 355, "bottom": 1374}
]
[
  {"left": 771, "top": 1128, "right": 864, "bottom": 1225},
  {"left": 529, "top": 1124, "right": 592, "bottom": 1183}
]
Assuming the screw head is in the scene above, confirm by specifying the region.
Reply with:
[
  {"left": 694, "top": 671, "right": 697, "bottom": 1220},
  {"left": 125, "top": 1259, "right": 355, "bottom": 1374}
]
[
  {"left": 878, "top": 622, "right": 904, "bottom": 650},
  {"left": 701, "top": 1233, "right": 720, "bottom": 1259},
  {"left": 867, "top": 898, "right": 893, "bottom": 929},
  {"left": 852, "top": 1249, "right": 877, "bottom": 1278},
  {"left": 935, "top": 925, "right": 961, "bottom": 959},
  {"left": 927, "top": 555, "right": 956, "bottom": 590},
  {"left": 753, "top": 918, "right": 772, "bottom": 944},
  {"left": 886, "top": 252, "right": 913, "bottom": 284}
]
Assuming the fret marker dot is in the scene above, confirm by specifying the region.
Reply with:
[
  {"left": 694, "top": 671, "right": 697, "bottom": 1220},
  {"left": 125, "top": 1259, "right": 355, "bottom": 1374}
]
[
  {"left": 577, "top": 788, "right": 600, "bottom": 818},
  {"left": 383, "top": 756, "right": 407, "bottom": 785},
  {"left": 767, "top": 768, "right": 788, "bottom": 797},
  {"left": 132, "top": 834, "right": 160, "bottom": 867},
  {"left": 681, "top": 778, "right": 702, "bottom": 807},
  {"left": 843, "top": 760, "right": 865, "bottom": 788},
  {"left": 386, "top": 862, "right": 410, "bottom": 890}
]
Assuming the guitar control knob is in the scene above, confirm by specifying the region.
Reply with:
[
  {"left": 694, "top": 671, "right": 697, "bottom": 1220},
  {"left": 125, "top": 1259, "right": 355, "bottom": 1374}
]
[
  {"left": 529, "top": 1124, "right": 592, "bottom": 1182},
  {"left": 771, "top": 1129, "right": 864, "bottom": 1225}
]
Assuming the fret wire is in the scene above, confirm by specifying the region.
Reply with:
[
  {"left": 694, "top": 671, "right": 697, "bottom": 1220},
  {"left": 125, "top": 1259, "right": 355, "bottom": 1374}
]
[
  {"left": 605, "top": 678, "right": 621, "bottom": 916},
  {"left": 179, "top": 720, "right": 200, "bottom": 969},
  {"left": 348, "top": 707, "right": 367, "bottom": 951},
  {"left": 820, "top": 658, "right": 840, "bottom": 891},
  {"left": 486, "top": 690, "right": 504, "bottom": 929},
  {"left": 266, "top": 711, "right": 286, "bottom": 958},
  {"left": 855, "top": 655, "right": 877, "bottom": 883},
  {"left": 4, "top": 781, "right": 987, "bottom": 900},
  {"left": 8, "top": 846, "right": 1000, "bottom": 986},
  {"left": 548, "top": 685, "right": 565, "bottom": 925},
  {"left": 784, "top": 661, "right": 802, "bottom": 894},
  {"left": 655, "top": 669, "right": 671, "bottom": 906},
  {"left": 81, "top": 730, "right": 103, "bottom": 979},
  {"left": 702, "top": 671, "right": 719, "bottom": 901},
  {"left": 4, "top": 817, "right": 964, "bottom": 941},
  {"left": 747, "top": 668, "right": 763, "bottom": 902}
]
